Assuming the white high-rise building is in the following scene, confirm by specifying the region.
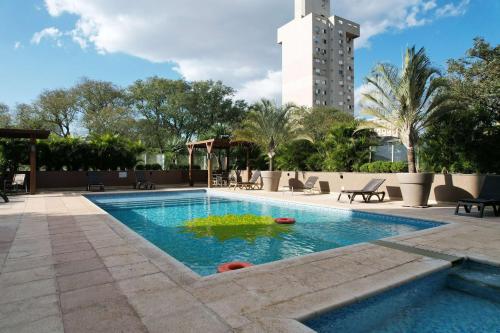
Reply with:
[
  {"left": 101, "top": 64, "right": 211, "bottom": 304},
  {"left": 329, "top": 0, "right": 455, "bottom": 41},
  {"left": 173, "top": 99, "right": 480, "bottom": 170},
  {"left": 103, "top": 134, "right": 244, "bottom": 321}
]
[{"left": 278, "top": 0, "right": 360, "bottom": 113}]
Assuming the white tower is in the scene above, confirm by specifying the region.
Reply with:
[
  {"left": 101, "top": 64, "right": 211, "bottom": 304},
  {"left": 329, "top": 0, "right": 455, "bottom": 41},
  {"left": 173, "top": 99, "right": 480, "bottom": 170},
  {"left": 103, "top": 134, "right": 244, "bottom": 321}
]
[{"left": 278, "top": 0, "right": 360, "bottom": 112}]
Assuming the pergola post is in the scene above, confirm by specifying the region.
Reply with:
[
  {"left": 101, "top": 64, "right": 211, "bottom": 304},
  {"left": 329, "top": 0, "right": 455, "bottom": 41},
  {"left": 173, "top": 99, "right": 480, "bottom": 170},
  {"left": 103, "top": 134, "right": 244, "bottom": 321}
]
[
  {"left": 29, "top": 136, "right": 37, "bottom": 195},
  {"left": 188, "top": 145, "right": 194, "bottom": 187},
  {"left": 206, "top": 142, "right": 213, "bottom": 188}
]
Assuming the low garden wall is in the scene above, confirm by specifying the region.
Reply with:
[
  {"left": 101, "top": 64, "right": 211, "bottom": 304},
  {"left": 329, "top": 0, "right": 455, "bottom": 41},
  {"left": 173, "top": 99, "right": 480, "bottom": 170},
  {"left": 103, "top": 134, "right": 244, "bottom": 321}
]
[
  {"left": 37, "top": 170, "right": 208, "bottom": 189},
  {"left": 240, "top": 170, "right": 491, "bottom": 203}
]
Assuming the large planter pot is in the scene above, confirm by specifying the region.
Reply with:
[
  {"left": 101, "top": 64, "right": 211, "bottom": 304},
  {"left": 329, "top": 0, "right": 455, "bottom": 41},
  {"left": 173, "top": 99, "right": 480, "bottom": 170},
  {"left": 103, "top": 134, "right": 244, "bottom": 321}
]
[
  {"left": 397, "top": 173, "right": 435, "bottom": 207},
  {"left": 261, "top": 171, "right": 282, "bottom": 192}
]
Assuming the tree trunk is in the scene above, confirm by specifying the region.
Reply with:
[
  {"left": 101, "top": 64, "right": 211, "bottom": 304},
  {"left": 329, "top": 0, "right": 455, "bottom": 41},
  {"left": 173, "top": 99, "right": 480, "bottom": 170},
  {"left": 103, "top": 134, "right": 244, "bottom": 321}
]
[
  {"left": 268, "top": 154, "right": 273, "bottom": 171},
  {"left": 407, "top": 146, "right": 416, "bottom": 173}
]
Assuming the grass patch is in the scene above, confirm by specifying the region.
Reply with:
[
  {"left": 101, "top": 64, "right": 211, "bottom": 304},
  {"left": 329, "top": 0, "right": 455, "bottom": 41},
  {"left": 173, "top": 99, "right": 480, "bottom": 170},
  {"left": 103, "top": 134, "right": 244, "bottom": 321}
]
[{"left": 181, "top": 214, "right": 292, "bottom": 242}]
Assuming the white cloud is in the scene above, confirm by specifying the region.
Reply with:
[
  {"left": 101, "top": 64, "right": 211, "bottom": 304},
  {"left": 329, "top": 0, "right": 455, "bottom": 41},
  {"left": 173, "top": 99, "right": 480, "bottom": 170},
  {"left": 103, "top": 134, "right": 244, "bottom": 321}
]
[
  {"left": 436, "top": 0, "right": 470, "bottom": 17},
  {"left": 31, "top": 27, "right": 63, "bottom": 45},
  {"left": 13, "top": 41, "right": 22, "bottom": 50},
  {"left": 235, "top": 71, "right": 282, "bottom": 104},
  {"left": 354, "top": 84, "right": 372, "bottom": 116},
  {"left": 40, "top": 0, "right": 469, "bottom": 102}
]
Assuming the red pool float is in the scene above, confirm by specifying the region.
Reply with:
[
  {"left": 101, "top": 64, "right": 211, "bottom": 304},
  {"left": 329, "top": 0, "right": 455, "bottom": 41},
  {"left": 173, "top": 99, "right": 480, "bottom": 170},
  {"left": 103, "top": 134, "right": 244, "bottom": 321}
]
[
  {"left": 217, "top": 262, "right": 253, "bottom": 273},
  {"left": 274, "top": 217, "right": 296, "bottom": 224}
]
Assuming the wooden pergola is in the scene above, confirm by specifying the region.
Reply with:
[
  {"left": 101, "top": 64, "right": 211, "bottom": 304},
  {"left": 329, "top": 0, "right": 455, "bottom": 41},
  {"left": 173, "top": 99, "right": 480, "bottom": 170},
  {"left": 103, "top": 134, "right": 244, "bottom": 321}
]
[
  {"left": 186, "top": 138, "right": 253, "bottom": 187},
  {"left": 0, "top": 128, "right": 50, "bottom": 194}
]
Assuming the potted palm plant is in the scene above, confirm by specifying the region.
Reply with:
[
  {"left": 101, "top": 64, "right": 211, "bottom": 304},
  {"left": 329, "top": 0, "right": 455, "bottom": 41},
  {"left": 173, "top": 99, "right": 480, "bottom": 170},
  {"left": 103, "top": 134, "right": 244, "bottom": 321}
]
[
  {"left": 362, "top": 46, "right": 450, "bottom": 207},
  {"left": 234, "top": 99, "right": 301, "bottom": 191}
]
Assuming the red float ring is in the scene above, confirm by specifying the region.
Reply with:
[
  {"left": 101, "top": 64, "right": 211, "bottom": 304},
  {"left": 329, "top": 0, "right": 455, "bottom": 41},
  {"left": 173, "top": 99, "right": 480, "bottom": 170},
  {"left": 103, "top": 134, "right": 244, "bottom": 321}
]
[
  {"left": 274, "top": 217, "right": 296, "bottom": 224},
  {"left": 217, "top": 262, "right": 253, "bottom": 273}
]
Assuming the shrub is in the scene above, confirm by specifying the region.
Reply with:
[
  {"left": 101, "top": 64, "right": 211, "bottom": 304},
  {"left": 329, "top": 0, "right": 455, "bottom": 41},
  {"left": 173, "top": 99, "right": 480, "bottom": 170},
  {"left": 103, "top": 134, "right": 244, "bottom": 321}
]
[{"left": 358, "top": 161, "right": 408, "bottom": 173}]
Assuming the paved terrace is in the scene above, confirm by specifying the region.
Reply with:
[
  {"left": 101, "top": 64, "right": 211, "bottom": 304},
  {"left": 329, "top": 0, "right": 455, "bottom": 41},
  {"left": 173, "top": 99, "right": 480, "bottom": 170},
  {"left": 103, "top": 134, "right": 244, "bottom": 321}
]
[{"left": 1, "top": 189, "right": 499, "bottom": 332}]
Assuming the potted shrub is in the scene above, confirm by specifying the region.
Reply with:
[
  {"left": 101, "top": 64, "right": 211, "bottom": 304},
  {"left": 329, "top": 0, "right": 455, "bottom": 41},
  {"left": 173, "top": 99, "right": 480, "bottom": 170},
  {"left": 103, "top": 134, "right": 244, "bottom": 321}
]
[
  {"left": 362, "top": 46, "right": 450, "bottom": 207},
  {"left": 234, "top": 99, "right": 301, "bottom": 191}
]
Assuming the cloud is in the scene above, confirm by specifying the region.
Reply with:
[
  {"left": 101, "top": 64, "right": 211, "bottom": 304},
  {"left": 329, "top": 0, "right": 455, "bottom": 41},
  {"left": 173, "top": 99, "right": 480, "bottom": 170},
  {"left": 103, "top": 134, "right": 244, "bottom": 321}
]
[
  {"left": 40, "top": 0, "right": 469, "bottom": 102},
  {"left": 235, "top": 71, "right": 282, "bottom": 104},
  {"left": 13, "top": 41, "right": 23, "bottom": 50},
  {"left": 31, "top": 27, "right": 63, "bottom": 46},
  {"left": 436, "top": 0, "right": 470, "bottom": 17}
]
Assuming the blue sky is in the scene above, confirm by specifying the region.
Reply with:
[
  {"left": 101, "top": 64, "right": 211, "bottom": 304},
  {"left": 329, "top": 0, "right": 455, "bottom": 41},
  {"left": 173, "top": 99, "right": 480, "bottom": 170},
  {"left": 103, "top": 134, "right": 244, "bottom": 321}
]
[{"left": 0, "top": 0, "right": 498, "bottom": 110}]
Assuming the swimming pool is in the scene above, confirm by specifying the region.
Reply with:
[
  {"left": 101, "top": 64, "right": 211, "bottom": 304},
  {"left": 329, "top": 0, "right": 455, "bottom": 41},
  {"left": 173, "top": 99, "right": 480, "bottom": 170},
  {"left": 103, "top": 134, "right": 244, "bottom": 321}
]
[
  {"left": 304, "top": 261, "right": 500, "bottom": 333},
  {"left": 87, "top": 190, "right": 443, "bottom": 276}
]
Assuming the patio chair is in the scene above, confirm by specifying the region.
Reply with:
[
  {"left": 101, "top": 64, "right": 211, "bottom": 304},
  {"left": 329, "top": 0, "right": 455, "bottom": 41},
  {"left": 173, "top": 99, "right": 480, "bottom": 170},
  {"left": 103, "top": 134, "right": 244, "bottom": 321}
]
[
  {"left": 337, "top": 178, "right": 386, "bottom": 204},
  {"left": 87, "top": 171, "right": 105, "bottom": 192},
  {"left": 134, "top": 170, "right": 156, "bottom": 190},
  {"left": 455, "top": 175, "right": 500, "bottom": 218},
  {"left": 230, "top": 170, "right": 261, "bottom": 190},
  {"left": 4, "top": 174, "right": 28, "bottom": 193},
  {"left": 282, "top": 176, "right": 320, "bottom": 194}
]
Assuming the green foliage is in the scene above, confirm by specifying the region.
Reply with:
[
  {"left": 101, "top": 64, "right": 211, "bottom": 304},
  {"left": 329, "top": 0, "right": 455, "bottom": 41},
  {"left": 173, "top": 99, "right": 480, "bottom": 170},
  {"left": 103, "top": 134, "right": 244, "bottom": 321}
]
[
  {"left": 0, "top": 103, "right": 12, "bottom": 127},
  {"left": 358, "top": 161, "right": 408, "bottom": 173},
  {"left": 275, "top": 140, "right": 320, "bottom": 171},
  {"left": 234, "top": 99, "right": 303, "bottom": 171},
  {"left": 322, "top": 120, "right": 379, "bottom": 172},
  {"left": 36, "top": 89, "right": 79, "bottom": 137},
  {"left": 135, "top": 163, "right": 162, "bottom": 171},
  {"left": 181, "top": 214, "right": 292, "bottom": 242},
  {"left": 362, "top": 46, "right": 451, "bottom": 173},
  {"left": 36, "top": 135, "right": 145, "bottom": 171},
  {"left": 420, "top": 38, "right": 500, "bottom": 173},
  {"left": 0, "top": 139, "right": 29, "bottom": 174}
]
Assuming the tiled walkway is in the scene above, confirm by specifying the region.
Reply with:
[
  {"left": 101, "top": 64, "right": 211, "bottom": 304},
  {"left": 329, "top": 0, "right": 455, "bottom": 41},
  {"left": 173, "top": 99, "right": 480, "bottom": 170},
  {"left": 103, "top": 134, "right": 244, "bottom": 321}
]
[{"left": 1, "top": 190, "right": 499, "bottom": 332}]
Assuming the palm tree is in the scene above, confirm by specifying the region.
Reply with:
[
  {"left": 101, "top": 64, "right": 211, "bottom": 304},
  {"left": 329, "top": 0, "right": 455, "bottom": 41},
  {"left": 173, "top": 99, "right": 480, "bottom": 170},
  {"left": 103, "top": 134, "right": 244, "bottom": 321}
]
[
  {"left": 361, "top": 46, "right": 449, "bottom": 173},
  {"left": 234, "top": 99, "right": 302, "bottom": 171}
]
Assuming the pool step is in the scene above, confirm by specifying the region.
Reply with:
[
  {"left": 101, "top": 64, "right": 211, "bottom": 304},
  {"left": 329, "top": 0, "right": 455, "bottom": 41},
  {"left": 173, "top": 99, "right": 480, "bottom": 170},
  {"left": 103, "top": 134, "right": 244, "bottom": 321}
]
[{"left": 447, "top": 268, "right": 500, "bottom": 303}]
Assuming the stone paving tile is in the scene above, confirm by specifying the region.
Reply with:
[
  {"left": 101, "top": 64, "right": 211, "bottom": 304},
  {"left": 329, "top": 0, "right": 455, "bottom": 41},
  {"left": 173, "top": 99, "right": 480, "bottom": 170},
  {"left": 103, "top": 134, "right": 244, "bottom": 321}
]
[
  {"left": 52, "top": 241, "right": 93, "bottom": 255},
  {"left": 57, "top": 268, "right": 114, "bottom": 292},
  {"left": 126, "top": 287, "right": 200, "bottom": 319},
  {"left": 101, "top": 253, "right": 148, "bottom": 268},
  {"left": 50, "top": 237, "right": 89, "bottom": 248},
  {"left": 144, "top": 304, "right": 232, "bottom": 333},
  {"left": 0, "top": 294, "right": 60, "bottom": 329},
  {"left": 1, "top": 255, "right": 54, "bottom": 273},
  {"left": 95, "top": 245, "right": 138, "bottom": 257},
  {"left": 0, "top": 266, "right": 55, "bottom": 286},
  {"left": 90, "top": 238, "right": 127, "bottom": 249},
  {"left": 108, "top": 261, "right": 160, "bottom": 281},
  {"left": 53, "top": 250, "right": 97, "bottom": 264},
  {"left": 60, "top": 283, "right": 124, "bottom": 313},
  {"left": 62, "top": 298, "right": 147, "bottom": 333},
  {"left": 54, "top": 257, "right": 105, "bottom": 276},
  {"left": 0, "top": 278, "right": 57, "bottom": 305},
  {"left": 117, "top": 273, "right": 176, "bottom": 295},
  {"left": 0, "top": 315, "right": 64, "bottom": 333}
]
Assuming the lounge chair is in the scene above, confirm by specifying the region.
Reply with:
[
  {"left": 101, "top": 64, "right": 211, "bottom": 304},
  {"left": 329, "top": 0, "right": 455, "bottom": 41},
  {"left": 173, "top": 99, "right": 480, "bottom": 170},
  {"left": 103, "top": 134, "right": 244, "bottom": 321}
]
[
  {"left": 230, "top": 170, "right": 261, "bottom": 190},
  {"left": 4, "top": 174, "right": 28, "bottom": 193},
  {"left": 337, "top": 178, "right": 386, "bottom": 204},
  {"left": 134, "top": 171, "right": 156, "bottom": 190},
  {"left": 455, "top": 175, "right": 500, "bottom": 218},
  {"left": 87, "top": 171, "right": 105, "bottom": 192},
  {"left": 282, "top": 176, "right": 320, "bottom": 194}
]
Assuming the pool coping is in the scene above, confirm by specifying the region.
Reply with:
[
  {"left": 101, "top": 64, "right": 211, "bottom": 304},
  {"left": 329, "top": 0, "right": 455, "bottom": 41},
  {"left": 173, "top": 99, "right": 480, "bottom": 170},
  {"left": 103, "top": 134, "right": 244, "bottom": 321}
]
[{"left": 83, "top": 188, "right": 455, "bottom": 284}]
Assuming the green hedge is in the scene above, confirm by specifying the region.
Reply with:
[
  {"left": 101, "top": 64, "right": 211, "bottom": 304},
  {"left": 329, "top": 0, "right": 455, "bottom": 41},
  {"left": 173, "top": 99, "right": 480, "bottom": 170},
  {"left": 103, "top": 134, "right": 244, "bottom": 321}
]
[
  {"left": 358, "top": 161, "right": 408, "bottom": 173},
  {"left": 135, "top": 163, "right": 163, "bottom": 171}
]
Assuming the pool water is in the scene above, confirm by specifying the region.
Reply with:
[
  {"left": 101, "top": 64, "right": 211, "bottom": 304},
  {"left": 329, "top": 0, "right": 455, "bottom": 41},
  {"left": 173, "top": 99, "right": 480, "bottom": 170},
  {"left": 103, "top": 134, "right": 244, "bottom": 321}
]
[
  {"left": 87, "top": 190, "right": 442, "bottom": 276},
  {"left": 304, "top": 261, "right": 500, "bottom": 333}
]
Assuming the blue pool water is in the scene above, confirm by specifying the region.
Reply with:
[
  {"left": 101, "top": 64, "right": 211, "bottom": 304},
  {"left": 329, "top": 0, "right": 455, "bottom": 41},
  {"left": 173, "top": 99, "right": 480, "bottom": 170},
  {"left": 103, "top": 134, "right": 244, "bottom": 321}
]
[
  {"left": 304, "top": 261, "right": 500, "bottom": 333},
  {"left": 87, "top": 190, "right": 442, "bottom": 276}
]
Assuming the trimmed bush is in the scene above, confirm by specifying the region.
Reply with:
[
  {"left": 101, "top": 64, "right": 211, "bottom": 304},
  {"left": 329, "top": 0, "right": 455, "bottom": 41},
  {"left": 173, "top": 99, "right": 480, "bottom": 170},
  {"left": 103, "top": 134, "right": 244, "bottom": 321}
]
[{"left": 358, "top": 161, "right": 408, "bottom": 173}]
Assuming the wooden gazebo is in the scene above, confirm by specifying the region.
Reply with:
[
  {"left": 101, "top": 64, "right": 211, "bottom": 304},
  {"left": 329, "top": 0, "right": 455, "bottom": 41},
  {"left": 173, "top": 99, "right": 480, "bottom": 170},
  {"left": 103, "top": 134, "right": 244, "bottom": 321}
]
[
  {"left": 186, "top": 138, "right": 252, "bottom": 187},
  {"left": 0, "top": 128, "right": 50, "bottom": 194}
]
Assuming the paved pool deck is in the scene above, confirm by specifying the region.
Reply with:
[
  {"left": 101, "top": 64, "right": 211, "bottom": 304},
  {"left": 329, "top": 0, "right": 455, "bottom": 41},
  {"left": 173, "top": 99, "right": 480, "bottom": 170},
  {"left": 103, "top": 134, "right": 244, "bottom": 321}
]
[{"left": 1, "top": 188, "right": 499, "bottom": 332}]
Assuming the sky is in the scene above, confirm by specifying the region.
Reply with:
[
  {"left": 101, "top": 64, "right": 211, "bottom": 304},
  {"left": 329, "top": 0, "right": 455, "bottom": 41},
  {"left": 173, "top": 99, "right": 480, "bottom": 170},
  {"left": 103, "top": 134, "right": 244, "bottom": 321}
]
[{"left": 0, "top": 0, "right": 499, "bottom": 114}]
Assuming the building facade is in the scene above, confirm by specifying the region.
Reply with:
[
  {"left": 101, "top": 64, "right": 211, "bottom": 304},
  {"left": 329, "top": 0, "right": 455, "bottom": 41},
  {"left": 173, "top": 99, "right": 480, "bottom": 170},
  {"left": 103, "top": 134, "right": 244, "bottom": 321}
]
[{"left": 278, "top": 0, "right": 360, "bottom": 113}]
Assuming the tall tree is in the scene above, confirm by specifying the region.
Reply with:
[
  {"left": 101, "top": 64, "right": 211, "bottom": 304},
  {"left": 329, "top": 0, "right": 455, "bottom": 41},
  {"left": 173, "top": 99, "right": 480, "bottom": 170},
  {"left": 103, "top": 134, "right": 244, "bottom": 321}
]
[
  {"left": 0, "top": 103, "right": 11, "bottom": 127},
  {"left": 421, "top": 38, "right": 500, "bottom": 173},
  {"left": 362, "top": 46, "right": 450, "bottom": 173},
  {"left": 14, "top": 103, "right": 49, "bottom": 130},
  {"left": 234, "top": 99, "right": 302, "bottom": 171},
  {"left": 36, "top": 89, "right": 79, "bottom": 137},
  {"left": 74, "top": 78, "right": 134, "bottom": 136}
]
